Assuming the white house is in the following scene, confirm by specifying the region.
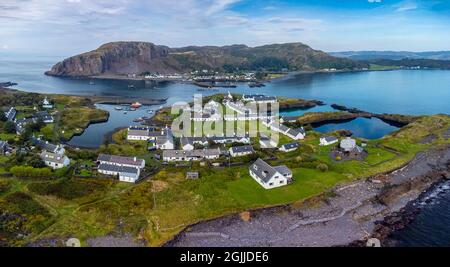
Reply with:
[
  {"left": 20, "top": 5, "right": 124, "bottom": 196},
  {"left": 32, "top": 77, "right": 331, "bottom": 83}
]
[
  {"left": 285, "top": 127, "right": 306, "bottom": 140},
  {"left": 97, "top": 164, "right": 141, "bottom": 183},
  {"left": 97, "top": 154, "right": 145, "bottom": 183},
  {"left": 279, "top": 142, "right": 299, "bottom": 152},
  {"left": 340, "top": 137, "right": 357, "bottom": 152},
  {"left": 320, "top": 136, "right": 339, "bottom": 146},
  {"left": 229, "top": 145, "right": 255, "bottom": 157},
  {"left": 40, "top": 151, "right": 70, "bottom": 169},
  {"left": 97, "top": 154, "right": 145, "bottom": 169},
  {"left": 42, "top": 97, "right": 53, "bottom": 109},
  {"left": 4, "top": 107, "right": 16, "bottom": 121},
  {"left": 249, "top": 158, "right": 292, "bottom": 189},
  {"left": 127, "top": 126, "right": 150, "bottom": 141},
  {"left": 259, "top": 134, "right": 278, "bottom": 148},
  {"left": 31, "top": 137, "right": 65, "bottom": 155}
]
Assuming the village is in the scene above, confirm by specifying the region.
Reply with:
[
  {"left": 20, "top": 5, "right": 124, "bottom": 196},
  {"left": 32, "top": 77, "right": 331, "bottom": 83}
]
[
  {"left": 1, "top": 92, "right": 368, "bottom": 190},
  {"left": 1, "top": 87, "right": 448, "bottom": 247}
]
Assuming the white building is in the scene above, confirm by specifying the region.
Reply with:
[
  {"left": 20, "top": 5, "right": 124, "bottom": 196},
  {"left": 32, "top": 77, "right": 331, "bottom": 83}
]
[
  {"left": 320, "top": 136, "right": 339, "bottom": 146},
  {"left": 229, "top": 145, "right": 255, "bottom": 157},
  {"left": 127, "top": 126, "right": 150, "bottom": 141},
  {"left": 97, "top": 154, "right": 145, "bottom": 183},
  {"left": 340, "top": 137, "right": 357, "bottom": 152},
  {"left": 42, "top": 97, "right": 53, "bottom": 109},
  {"left": 40, "top": 151, "right": 70, "bottom": 169},
  {"left": 97, "top": 164, "right": 141, "bottom": 183},
  {"left": 263, "top": 119, "right": 306, "bottom": 140},
  {"left": 279, "top": 142, "right": 299, "bottom": 152},
  {"left": 249, "top": 158, "right": 292, "bottom": 189}
]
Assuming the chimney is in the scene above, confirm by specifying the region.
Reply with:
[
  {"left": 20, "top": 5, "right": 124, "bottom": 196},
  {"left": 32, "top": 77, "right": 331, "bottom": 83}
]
[{"left": 134, "top": 157, "right": 137, "bottom": 162}]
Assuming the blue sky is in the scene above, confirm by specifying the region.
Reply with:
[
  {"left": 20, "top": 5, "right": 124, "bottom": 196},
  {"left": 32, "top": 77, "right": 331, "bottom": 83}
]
[{"left": 0, "top": 0, "right": 449, "bottom": 56}]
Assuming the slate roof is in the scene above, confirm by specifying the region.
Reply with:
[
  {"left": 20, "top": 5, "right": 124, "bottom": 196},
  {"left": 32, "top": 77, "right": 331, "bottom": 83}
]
[
  {"left": 97, "top": 154, "right": 144, "bottom": 167},
  {"left": 250, "top": 159, "right": 292, "bottom": 184},
  {"left": 4, "top": 107, "right": 16, "bottom": 121},
  {"left": 98, "top": 163, "right": 139, "bottom": 175},
  {"left": 230, "top": 145, "right": 254, "bottom": 154},
  {"left": 322, "top": 136, "right": 338, "bottom": 142},
  {"left": 249, "top": 158, "right": 278, "bottom": 184},
  {"left": 281, "top": 142, "right": 299, "bottom": 150},
  {"left": 40, "top": 151, "right": 67, "bottom": 165},
  {"left": 274, "top": 165, "right": 292, "bottom": 176},
  {"left": 128, "top": 129, "right": 149, "bottom": 137},
  {"left": 31, "top": 137, "right": 60, "bottom": 153}
]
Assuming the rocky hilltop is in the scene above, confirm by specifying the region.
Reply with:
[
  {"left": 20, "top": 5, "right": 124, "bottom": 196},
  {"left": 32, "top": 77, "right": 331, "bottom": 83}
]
[{"left": 46, "top": 41, "right": 366, "bottom": 77}]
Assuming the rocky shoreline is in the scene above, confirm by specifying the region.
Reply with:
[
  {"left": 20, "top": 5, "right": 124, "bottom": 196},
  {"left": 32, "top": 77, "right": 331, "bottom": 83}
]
[{"left": 165, "top": 144, "right": 450, "bottom": 247}]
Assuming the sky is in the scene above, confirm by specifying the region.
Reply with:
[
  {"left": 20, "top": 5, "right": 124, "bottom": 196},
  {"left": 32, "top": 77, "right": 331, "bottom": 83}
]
[{"left": 0, "top": 0, "right": 449, "bottom": 57}]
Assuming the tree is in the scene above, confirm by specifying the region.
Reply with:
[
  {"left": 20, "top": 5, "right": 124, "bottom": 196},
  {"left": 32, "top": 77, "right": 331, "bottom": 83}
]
[
  {"left": 3, "top": 121, "right": 16, "bottom": 133},
  {"left": 316, "top": 163, "right": 329, "bottom": 172},
  {"left": 29, "top": 155, "right": 46, "bottom": 168},
  {"left": 0, "top": 112, "right": 7, "bottom": 122}
]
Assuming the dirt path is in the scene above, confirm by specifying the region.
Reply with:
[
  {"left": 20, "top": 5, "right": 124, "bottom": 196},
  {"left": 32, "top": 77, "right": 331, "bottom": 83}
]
[{"left": 166, "top": 145, "right": 450, "bottom": 247}]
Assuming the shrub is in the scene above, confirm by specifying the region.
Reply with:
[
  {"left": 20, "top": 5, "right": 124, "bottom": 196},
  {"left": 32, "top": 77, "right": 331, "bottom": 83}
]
[
  {"left": 335, "top": 156, "right": 342, "bottom": 161},
  {"left": 316, "top": 163, "right": 329, "bottom": 172},
  {"left": 10, "top": 166, "right": 52, "bottom": 179}
]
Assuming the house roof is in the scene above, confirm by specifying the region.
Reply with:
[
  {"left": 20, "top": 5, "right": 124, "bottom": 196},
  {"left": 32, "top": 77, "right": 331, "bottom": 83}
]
[
  {"left": 249, "top": 158, "right": 278, "bottom": 184},
  {"left": 230, "top": 145, "right": 254, "bottom": 154},
  {"left": 97, "top": 154, "right": 144, "bottom": 167},
  {"left": 321, "top": 136, "right": 338, "bottom": 142},
  {"left": 31, "top": 137, "right": 60, "bottom": 153},
  {"left": 287, "top": 128, "right": 304, "bottom": 137},
  {"left": 128, "top": 129, "right": 149, "bottom": 137},
  {"left": 98, "top": 163, "right": 139, "bottom": 175},
  {"left": 274, "top": 165, "right": 292, "bottom": 176},
  {"left": 281, "top": 142, "right": 299, "bottom": 150},
  {"left": 40, "top": 151, "right": 67, "bottom": 165}
]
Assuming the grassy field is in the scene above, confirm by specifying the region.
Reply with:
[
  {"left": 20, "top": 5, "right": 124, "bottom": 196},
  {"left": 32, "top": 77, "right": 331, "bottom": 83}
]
[{"left": 0, "top": 114, "right": 449, "bottom": 246}]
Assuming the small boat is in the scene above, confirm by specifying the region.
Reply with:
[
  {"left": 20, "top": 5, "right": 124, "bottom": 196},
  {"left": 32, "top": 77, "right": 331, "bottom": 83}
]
[
  {"left": 129, "top": 107, "right": 137, "bottom": 111},
  {"left": 123, "top": 111, "right": 128, "bottom": 114},
  {"left": 115, "top": 106, "right": 123, "bottom": 111},
  {"left": 130, "top": 102, "right": 142, "bottom": 109},
  {"left": 89, "top": 80, "right": 95, "bottom": 85},
  {"left": 147, "top": 110, "right": 154, "bottom": 114},
  {"left": 133, "top": 117, "right": 144, "bottom": 122},
  {"left": 128, "top": 84, "right": 135, "bottom": 89}
]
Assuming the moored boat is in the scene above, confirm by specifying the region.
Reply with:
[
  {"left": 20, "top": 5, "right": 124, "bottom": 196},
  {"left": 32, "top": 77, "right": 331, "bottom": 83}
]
[{"left": 130, "top": 102, "right": 142, "bottom": 108}]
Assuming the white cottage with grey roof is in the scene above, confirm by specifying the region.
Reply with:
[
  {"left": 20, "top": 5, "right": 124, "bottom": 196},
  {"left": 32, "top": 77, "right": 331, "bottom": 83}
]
[
  {"left": 40, "top": 151, "right": 70, "bottom": 169},
  {"left": 229, "top": 145, "right": 255, "bottom": 157},
  {"left": 249, "top": 159, "right": 292, "bottom": 189},
  {"left": 279, "top": 142, "right": 299, "bottom": 152},
  {"left": 97, "top": 154, "right": 145, "bottom": 183},
  {"left": 320, "top": 136, "right": 339, "bottom": 146}
]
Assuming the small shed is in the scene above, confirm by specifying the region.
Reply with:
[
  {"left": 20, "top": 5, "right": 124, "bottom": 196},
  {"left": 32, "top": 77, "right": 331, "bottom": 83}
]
[{"left": 186, "top": 172, "right": 199, "bottom": 180}]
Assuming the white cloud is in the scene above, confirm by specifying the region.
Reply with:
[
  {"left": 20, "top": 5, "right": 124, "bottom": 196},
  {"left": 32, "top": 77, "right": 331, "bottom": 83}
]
[
  {"left": 395, "top": 1, "right": 418, "bottom": 12},
  {"left": 368, "top": 0, "right": 382, "bottom": 3}
]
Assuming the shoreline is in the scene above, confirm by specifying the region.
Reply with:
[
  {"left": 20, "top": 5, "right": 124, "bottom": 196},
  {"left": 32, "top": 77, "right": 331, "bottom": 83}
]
[{"left": 165, "top": 144, "right": 450, "bottom": 247}]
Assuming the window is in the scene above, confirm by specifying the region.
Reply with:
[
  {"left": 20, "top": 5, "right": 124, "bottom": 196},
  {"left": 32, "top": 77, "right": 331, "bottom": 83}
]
[
  {"left": 269, "top": 183, "right": 273, "bottom": 186},
  {"left": 280, "top": 181, "right": 284, "bottom": 184}
]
